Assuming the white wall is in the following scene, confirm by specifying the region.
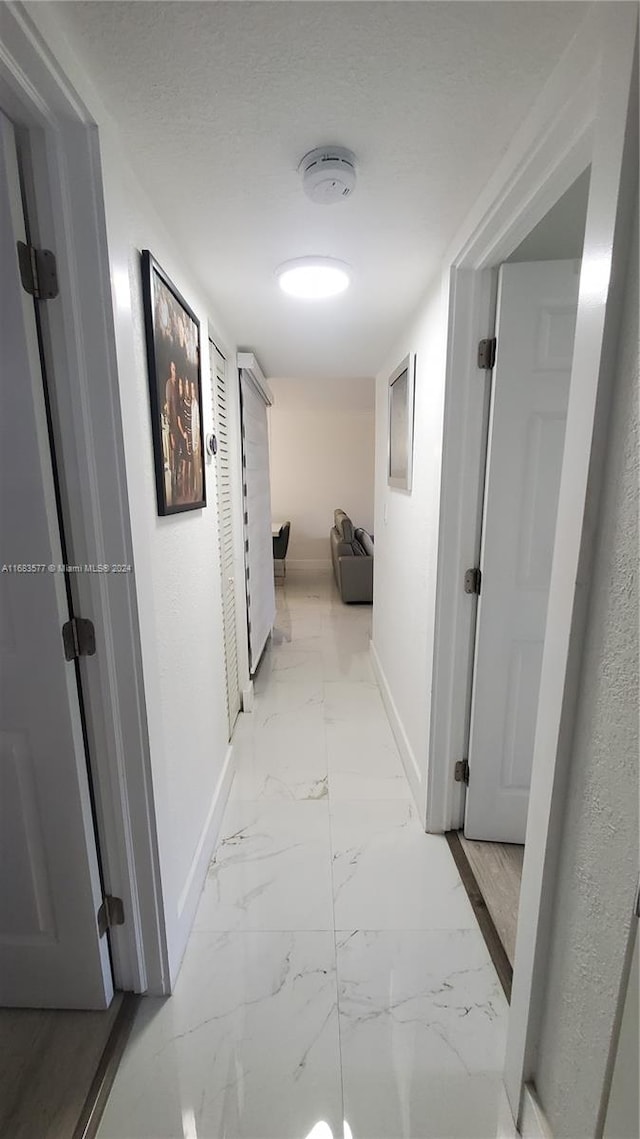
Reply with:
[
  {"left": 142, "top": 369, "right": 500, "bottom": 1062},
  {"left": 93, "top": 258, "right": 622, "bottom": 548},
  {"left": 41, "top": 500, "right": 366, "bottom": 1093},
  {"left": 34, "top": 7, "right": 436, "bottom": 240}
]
[
  {"left": 269, "top": 377, "right": 375, "bottom": 568},
  {"left": 371, "top": 280, "right": 448, "bottom": 809},
  {"left": 28, "top": 5, "right": 242, "bottom": 987},
  {"left": 533, "top": 203, "right": 638, "bottom": 1139}
]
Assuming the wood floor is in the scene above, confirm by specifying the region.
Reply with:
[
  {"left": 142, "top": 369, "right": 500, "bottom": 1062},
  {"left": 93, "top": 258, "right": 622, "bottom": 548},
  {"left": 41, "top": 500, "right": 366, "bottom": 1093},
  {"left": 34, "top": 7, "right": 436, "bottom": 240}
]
[
  {"left": 0, "top": 994, "right": 126, "bottom": 1139},
  {"left": 459, "top": 835, "right": 524, "bottom": 966}
]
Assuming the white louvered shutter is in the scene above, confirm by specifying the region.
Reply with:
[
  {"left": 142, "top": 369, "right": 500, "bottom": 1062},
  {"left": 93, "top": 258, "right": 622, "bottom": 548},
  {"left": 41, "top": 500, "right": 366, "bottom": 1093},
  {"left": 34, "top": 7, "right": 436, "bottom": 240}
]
[{"left": 210, "top": 340, "right": 241, "bottom": 735}]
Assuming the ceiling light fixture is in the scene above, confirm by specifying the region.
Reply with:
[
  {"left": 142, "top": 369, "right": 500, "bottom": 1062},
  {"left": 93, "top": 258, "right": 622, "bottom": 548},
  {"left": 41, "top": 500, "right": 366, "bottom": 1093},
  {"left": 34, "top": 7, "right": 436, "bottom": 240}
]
[{"left": 276, "top": 257, "right": 351, "bottom": 300}]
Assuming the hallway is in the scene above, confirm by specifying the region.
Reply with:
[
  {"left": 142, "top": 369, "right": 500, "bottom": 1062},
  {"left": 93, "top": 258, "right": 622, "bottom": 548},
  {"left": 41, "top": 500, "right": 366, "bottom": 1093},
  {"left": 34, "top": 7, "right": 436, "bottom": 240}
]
[{"left": 98, "top": 571, "right": 507, "bottom": 1139}]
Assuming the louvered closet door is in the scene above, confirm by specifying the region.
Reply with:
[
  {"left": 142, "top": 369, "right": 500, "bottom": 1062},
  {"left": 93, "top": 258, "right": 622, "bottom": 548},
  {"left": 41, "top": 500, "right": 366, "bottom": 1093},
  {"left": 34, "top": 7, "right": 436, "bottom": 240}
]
[{"left": 210, "top": 341, "right": 241, "bottom": 736}]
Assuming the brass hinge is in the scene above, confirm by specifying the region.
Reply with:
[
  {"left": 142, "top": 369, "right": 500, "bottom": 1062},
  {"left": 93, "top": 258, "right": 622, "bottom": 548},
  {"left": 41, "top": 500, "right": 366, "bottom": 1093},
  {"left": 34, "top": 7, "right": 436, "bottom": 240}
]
[
  {"left": 97, "top": 895, "right": 125, "bottom": 938},
  {"left": 62, "top": 616, "right": 96, "bottom": 661},
  {"left": 477, "top": 337, "right": 497, "bottom": 370},
  {"left": 17, "top": 241, "right": 59, "bottom": 300},
  {"left": 464, "top": 567, "right": 482, "bottom": 595},
  {"left": 454, "top": 759, "right": 470, "bottom": 785}
]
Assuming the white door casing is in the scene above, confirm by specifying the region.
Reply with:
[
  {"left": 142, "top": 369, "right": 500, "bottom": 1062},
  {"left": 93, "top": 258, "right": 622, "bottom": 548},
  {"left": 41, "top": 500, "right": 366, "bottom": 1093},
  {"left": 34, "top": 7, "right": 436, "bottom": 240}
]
[
  {"left": 0, "top": 111, "right": 113, "bottom": 1009},
  {"left": 465, "top": 260, "right": 579, "bottom": 844},
  {"left": 210, "top": 340, "right": 241, "bottom": 735}
]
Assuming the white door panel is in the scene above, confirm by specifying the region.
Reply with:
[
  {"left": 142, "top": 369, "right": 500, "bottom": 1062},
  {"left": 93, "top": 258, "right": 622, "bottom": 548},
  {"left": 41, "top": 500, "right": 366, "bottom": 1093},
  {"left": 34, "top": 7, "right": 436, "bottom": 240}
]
[
  {"left": 240, "top": 372, "right": 275, "bottom": 673},
  {"left": 0, "top": 111, "right": 113, "bottom": 1007},
  {"left": 465, "top": 260, "right": 579, "bottom": 843}
]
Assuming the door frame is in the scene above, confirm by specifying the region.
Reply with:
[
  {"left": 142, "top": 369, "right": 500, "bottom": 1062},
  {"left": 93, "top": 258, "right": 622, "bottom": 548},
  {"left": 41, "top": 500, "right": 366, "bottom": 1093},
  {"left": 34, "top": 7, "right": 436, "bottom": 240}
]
[
  {"left": 425, "top": 3, "right": 637, "bottom": 1127},
  {"left": 0, "top": 5, "right": 169, "bottom": 995},
  {"left": 463, "top": 258, "right": 581, "bottom": 846}
]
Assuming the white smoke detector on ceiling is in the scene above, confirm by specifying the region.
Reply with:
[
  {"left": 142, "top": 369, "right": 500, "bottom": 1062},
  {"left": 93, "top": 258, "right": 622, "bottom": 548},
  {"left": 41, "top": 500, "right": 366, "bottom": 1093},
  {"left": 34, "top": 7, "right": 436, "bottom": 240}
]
[{"left": 298, "top": 146, "right": 356, "bottom": 205}]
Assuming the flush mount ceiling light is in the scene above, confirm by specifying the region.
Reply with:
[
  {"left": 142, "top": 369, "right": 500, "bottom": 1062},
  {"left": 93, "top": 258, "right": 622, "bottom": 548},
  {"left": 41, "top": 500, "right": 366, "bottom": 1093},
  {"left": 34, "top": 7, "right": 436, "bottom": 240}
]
[
  {"left": 298, "top": 146, "right": 357, "bottom": 205},
  {"left": 276, "top": 257, "right": 351, "bottom": 300}
]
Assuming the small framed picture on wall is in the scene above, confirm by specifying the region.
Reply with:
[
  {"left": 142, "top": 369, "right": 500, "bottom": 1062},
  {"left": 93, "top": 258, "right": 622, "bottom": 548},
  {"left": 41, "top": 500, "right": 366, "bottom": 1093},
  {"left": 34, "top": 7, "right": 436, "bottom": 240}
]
[
  {"left": 387, "top": 353, "right": 416, "bottom": 492},
  {"left": 141, "top": 250, "right": 206, "bottom": 515}
]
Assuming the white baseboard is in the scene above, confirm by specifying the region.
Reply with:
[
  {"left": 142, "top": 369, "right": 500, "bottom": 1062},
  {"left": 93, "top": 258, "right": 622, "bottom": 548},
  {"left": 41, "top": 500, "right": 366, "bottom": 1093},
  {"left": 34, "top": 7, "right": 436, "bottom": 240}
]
[
  {"left": 519, "top": 1085, "right": 554, "bottom": 1138},
  {"left": 496, "top": 1082, "right": 553, "bottom": 1139},
  {"left": 170, "top": 743, "right": 235, "bottom": 987},
  {"left": 369, "top": 639, "right": 423, "bottom": 812}
]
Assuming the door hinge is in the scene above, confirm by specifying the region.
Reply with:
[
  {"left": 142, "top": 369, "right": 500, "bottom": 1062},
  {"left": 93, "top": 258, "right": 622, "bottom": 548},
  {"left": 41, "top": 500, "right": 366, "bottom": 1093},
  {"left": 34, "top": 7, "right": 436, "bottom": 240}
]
[
  {"left": 17, "top": 241, "right": 59, "bottom": 300},
  {"left": 62, "top": 616, "right": 96, "bottom": 661},
  {"left": 477, "top": 337, "right": 497, "bottom": 370},
  {"left": 454, "top": 759, "right": 470, "bottom": 785},
  {"left": 97, "top": 895, "right": 125, "bottom": 938},
  {"left": 464, "top": 567, "right": 482, "bottom": 595}
]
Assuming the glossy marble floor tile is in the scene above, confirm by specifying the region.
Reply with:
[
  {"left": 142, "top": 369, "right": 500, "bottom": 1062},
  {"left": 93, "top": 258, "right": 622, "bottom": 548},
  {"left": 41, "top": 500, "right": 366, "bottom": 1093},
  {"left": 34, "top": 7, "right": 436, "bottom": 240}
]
[
  {"left": 336, "top": 930, "right": 507, "bottom": 1139},
  {"left": 326, "top": 720, "right": 409, "bottom": 802},
  {"left": 230, "top": 708, "right": 328, "bottom": 803},
  {"left": 98, "top": 931, "right": 342, "bottom": 1139},
  {"left": 194, "top": 800, "right": 334, "bottom": 932},
  {"left": 331, "top": 800, "right": 477, "bottom": 931},
  {"left": 98, "top": 570, "right": 508, "bottom": 1139},
  {"left": 323, "top": 680, "right": 389, "bottom": 727}
]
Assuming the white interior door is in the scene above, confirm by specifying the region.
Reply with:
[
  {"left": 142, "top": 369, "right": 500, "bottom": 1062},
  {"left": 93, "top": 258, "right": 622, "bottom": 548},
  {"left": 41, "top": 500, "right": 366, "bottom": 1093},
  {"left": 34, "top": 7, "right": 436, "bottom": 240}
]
[
  {"left": 210, "top": 340, "right": 241, "bottom": 735},
  {"left": 0, "top": 111, "right": 113, "bottom": 1008},
  {"left": 240, "top": 369, "right": 275, "bottom": 673},
  {"left": 464, "top": 259, "right": 579, "bottom": 843}
]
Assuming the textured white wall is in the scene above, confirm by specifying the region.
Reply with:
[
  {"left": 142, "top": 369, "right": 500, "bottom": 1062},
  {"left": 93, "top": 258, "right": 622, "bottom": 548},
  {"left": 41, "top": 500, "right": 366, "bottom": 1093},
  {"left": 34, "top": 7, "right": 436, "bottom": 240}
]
[
  {"left": 30, "top": 8, "right": 240, "bottom": 986},
  {"left": 269, "top": 378, "right": 375, "bottom": 566},
  {"left": 110, "top": 160, "right": 234, "bottom": 984},
  {"left": 534, "top": 204, "right": 639, "bottom": 1138},
  {"left": 371, "top": 280, "right": 448, "bottom": 807}
]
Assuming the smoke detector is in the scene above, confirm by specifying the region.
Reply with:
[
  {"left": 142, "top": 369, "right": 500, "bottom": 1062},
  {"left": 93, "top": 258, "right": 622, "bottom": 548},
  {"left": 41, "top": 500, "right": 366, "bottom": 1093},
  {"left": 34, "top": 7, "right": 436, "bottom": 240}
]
[{"left": 298, "top": 146, "right": 356, "bottom": 205}]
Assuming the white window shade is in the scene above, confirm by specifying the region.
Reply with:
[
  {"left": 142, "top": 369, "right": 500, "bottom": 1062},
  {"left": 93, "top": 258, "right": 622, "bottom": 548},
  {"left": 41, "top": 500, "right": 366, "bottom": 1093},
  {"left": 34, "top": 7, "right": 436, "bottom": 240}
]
[{"left": 239, "top": 355, "right": 275, "bottom": 673}]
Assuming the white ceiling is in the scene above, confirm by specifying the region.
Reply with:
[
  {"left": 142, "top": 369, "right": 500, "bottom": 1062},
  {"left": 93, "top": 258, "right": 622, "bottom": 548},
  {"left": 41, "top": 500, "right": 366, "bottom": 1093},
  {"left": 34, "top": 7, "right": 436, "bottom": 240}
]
[{"left": 49, "top": 1, "right": 587, "bottom": 380}]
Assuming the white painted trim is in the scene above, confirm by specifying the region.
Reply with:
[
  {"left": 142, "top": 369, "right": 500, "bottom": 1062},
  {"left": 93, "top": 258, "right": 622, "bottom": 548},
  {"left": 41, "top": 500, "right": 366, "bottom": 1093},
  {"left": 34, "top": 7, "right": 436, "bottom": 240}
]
[
  {"left": 496, "top": 1082, "right": 554, "bottom": 1139},
  {"left": 426, "top": 267, "right": 496, "bottom": 833},
  {"left": 423, "top": 0, "right": 638, "bottom": 1126},
  {"left": 370, "top": 639, "right": 421, "bottom": 811},
  {"left": 0, "top": 2, "right": 168, "bottom": 995},
  {"left": 175, "top": 745, "right": 234, "bottom": 955},
  {"left": 241, "top": 682, "right": 255, "bottom": 713},
  {"left": 237, "top": 351, "right": 273, "bottom": 406},
  {"left": 519, "top": 1085, "right": 554, "bottom": 1139}
]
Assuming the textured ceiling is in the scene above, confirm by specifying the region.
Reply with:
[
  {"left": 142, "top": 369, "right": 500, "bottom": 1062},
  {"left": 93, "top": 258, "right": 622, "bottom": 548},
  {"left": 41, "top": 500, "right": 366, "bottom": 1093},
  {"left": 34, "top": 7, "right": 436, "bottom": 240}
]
[{"left": 50, "top": 1, "right": 587, "bottom": 379}]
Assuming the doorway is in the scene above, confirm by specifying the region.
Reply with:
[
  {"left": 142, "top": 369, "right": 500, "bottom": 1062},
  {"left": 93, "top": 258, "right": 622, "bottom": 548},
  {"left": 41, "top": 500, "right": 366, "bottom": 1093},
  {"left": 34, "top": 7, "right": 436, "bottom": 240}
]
[
  {"left": 0, "top": 108, "right": 114, "bottom": 1011},
  {"left": 0, "top": 97, "right": 144, "bottom": 1139},
  {"left": 450, "top": 169, "right": 591, "bottom": 983}
]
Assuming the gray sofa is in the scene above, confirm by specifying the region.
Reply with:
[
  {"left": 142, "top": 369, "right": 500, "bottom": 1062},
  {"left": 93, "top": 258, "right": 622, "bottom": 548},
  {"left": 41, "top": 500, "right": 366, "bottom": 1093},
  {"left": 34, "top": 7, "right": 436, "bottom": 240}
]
[{"left": 330, "top": 509, "right": 374, "bottom": 603}]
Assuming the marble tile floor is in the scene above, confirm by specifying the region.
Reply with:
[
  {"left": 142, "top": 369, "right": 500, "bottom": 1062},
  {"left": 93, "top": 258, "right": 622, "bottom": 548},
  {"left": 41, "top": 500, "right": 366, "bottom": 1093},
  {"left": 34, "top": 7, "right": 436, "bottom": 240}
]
[{"left": 98, "top": 570, "right": 508, "bottom": 1139}]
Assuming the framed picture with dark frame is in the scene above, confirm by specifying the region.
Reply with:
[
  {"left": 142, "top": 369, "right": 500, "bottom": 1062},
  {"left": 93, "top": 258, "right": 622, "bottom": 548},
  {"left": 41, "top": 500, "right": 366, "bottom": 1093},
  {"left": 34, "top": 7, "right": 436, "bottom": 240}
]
[
  {"left": 387, "top": 352, "right": 416, "bottom": 492},
  {"left": 141, "top": 250, "right": 206, "bottom": 515}
]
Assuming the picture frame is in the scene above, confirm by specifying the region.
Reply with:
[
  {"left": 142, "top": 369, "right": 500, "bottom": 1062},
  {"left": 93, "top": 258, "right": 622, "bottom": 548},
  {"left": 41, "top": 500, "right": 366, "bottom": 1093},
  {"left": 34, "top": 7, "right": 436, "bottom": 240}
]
[
  {"left": 387, "top": 352, "right": 416, "bottom": 492},
  {"left": 141, "top": 250, "right": 206, "bottom": 515}
]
